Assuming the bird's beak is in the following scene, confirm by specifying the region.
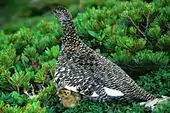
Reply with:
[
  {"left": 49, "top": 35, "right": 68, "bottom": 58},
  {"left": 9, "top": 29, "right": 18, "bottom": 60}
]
[{"left": 56, "top": 90, "right": 59, "bottom": 95}]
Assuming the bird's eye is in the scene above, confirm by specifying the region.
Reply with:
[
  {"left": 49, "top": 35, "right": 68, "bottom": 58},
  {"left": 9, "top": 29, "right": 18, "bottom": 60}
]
[{"left": 66, "top": 92, "right": 70, "bottom": 95}]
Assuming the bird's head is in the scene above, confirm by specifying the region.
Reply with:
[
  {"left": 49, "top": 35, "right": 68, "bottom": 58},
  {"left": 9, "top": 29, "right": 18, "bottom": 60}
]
[{"left": 52, "top": 6, "right": 72, "bottom": 22}]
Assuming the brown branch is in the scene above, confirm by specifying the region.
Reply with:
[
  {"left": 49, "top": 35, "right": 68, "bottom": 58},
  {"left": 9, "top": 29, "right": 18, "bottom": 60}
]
[
  {"left": 145, "top": 12, "right": 150, "bottom": 33},
  {"left": 127, "top": 16, "right": 146, "bottom": 37}
]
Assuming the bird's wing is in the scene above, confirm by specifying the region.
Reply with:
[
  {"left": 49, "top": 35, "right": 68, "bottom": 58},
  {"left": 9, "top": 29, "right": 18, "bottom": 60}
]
[
  {"left": 54, "top": 58, "right": 124, "bottom": 100},
  {"left": 69, "top": 47, "right": 155, "bottom": 101},
  {"left": 70, "top": 47, "right": 133, "bottom": 88}
]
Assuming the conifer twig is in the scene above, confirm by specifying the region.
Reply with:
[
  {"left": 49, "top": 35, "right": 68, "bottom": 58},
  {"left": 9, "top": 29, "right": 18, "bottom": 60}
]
[{"left": 127, "top": 16, "right": 146, "bottom": 37}]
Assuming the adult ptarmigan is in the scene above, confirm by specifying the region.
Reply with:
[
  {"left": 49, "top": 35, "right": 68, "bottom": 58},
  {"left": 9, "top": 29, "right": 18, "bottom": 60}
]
[{"left": 52, "top": 6, "right": 169, "bottom": 108}]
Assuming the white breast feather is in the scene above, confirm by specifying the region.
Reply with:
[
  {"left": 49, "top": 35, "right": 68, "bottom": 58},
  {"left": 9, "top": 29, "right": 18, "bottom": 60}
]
[
  {"left": 91, "top": 92, "right": 99, "bottom": 97},
  {"left": 104, "top": 87, "right": 124, "bottom": 96},
  {"left": 64, "top": 85, "right": 78, "bottom": 92},
  {"left": 60, "top": 67, "right": 65, "bottom": 72}
]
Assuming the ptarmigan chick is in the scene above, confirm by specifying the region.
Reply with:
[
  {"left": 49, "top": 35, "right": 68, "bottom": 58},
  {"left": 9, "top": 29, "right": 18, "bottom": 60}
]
[{"left": 57, "top": 89, "right": 81, "bottom": 108}]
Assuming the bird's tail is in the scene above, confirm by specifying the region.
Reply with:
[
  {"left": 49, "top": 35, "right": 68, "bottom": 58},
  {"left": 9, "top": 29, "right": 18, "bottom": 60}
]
[{"left": 136, "top": 86, "right": 156, "bottom": 101}]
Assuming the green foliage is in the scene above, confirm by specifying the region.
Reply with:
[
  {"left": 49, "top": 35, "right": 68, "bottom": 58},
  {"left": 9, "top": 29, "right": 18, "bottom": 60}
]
[
  {"left": 157, "top": 35, "right": 170, "bottom": 52},
  {"left": 0, "top": 0, "right": 170, "bottom": 112},
  {"left": 44, "top": 45, "right": 60, "bottom": 60},
  {"left": 154, "top": 100, "right": 170, "bottom": 113},
  {"left": 0, "top": 91, "right": 27, "bottom": 106},
  {"left": 8, "top": 70, "right": 33, "bottom": 92},
  {"left": 23, "top": 100, "right": 46, "bottom": 113},
  {"left": 133, "top": 50, "right": 169, "bottom": 66},
  {"left": 0, "top": 45, "right": 16, "bottom": 68},
  {"left": 137, "top": 69, "right": 170, "bottom": 96},
  {"left": 0, "top": 99, "right": 47, "bottom": 113},
  {"left": 148, "top": 25, "right": 161, "bottom": 39}
]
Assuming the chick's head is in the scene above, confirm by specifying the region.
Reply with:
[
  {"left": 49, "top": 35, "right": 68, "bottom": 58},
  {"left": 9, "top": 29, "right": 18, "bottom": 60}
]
[{"left": 58, "top": 89, "right": 71, "bottom": 98}]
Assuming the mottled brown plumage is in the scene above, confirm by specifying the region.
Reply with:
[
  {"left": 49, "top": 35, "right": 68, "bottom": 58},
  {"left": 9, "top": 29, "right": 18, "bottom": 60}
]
[
  {"left": 58, "top": 89, "right": 81, "bottom": 107},
  {"left": 53, "top": 6, "right": 156, "bottom": 105}
]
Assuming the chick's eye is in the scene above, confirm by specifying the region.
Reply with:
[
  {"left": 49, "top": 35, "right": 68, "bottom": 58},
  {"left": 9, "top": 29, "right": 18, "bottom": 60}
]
[{"left": 63, "top": 91, "right": 67, "bottom": 94}]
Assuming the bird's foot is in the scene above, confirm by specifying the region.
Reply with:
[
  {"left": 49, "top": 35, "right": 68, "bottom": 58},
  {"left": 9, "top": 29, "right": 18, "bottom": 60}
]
[
  {"left": 24, "top": 85, "right": 38, "bottom": 99},
  {"left": 140, "top": 96, "right": 170, "bottom": 110},
  {"left": 24, "top": 89, "right": 38, "bottom": 99}
]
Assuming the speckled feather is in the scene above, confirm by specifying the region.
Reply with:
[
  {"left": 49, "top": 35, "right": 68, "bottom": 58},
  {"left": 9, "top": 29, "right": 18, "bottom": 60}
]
[{"left": 53, "top": 6, "right": 156, "bottom": 102}]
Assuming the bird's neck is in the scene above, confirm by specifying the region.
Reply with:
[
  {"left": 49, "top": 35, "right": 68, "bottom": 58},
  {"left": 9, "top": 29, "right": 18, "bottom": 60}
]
[{"left": 60, "top": 20, "right": 80, "bottom": 46}]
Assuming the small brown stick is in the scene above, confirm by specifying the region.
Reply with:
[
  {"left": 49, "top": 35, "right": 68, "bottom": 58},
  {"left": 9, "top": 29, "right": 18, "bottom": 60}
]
[
  {"left": 145, "top": 12, "right": 150, "bottom": 33},
  {"left": 127, "top": 16, "right": 146, "bottom": 37}
]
